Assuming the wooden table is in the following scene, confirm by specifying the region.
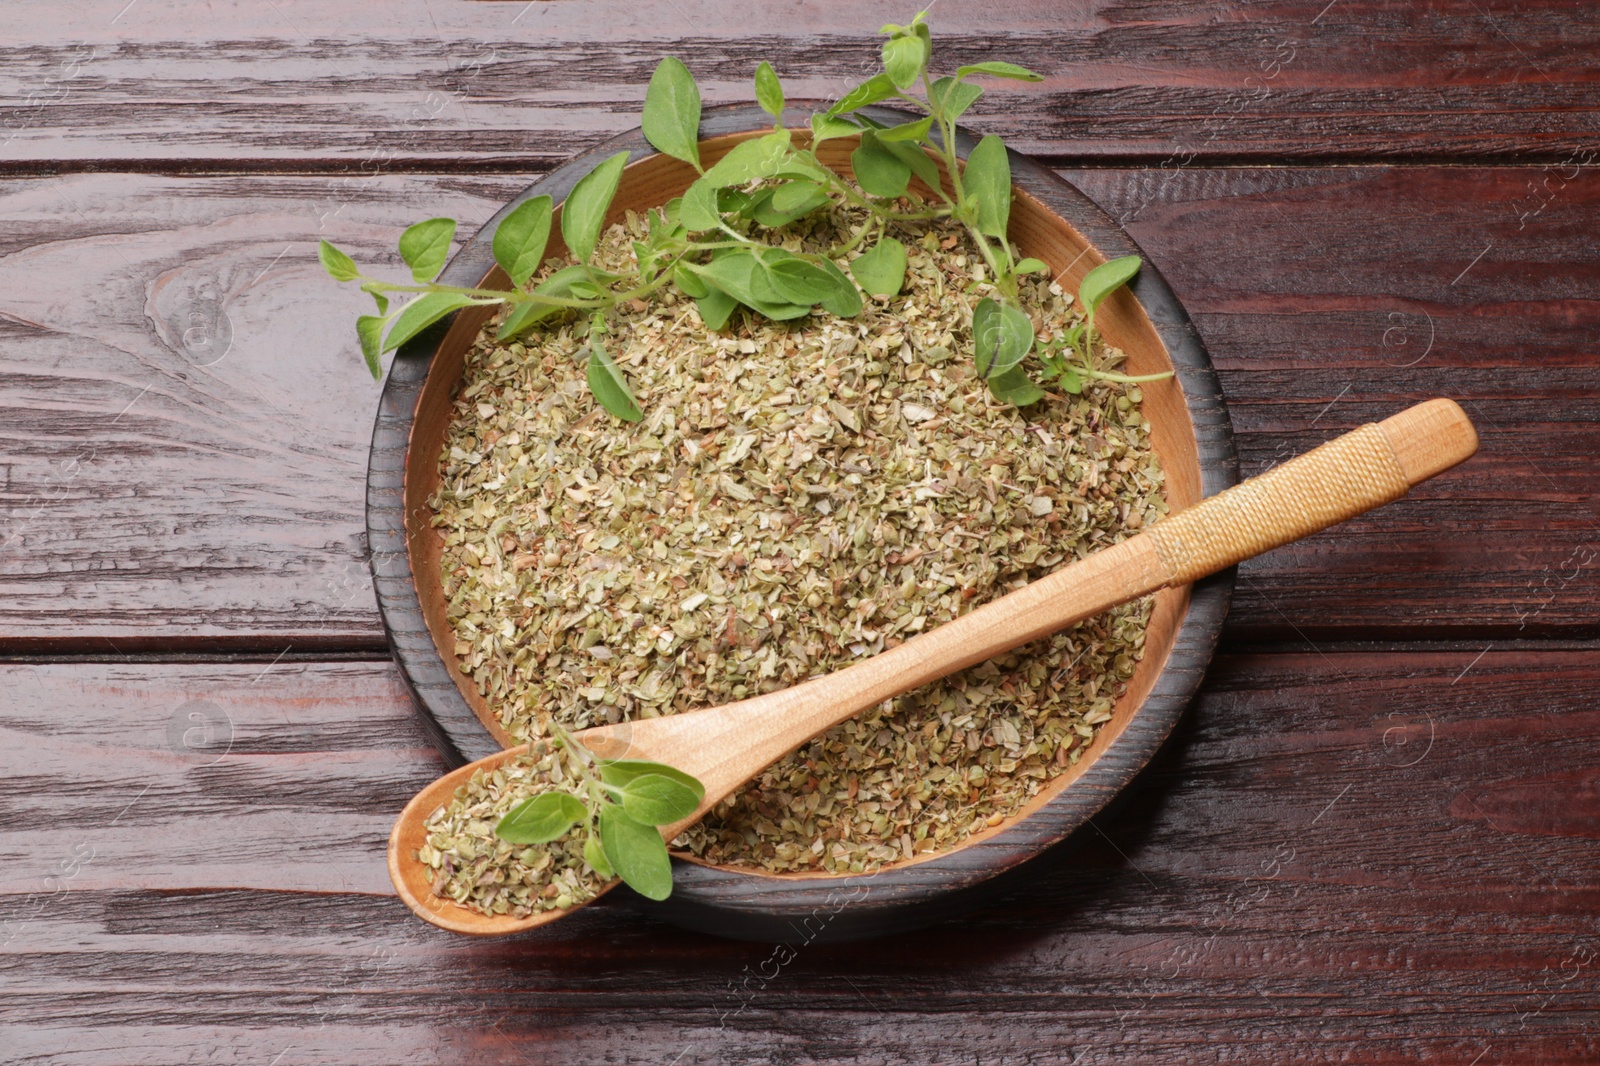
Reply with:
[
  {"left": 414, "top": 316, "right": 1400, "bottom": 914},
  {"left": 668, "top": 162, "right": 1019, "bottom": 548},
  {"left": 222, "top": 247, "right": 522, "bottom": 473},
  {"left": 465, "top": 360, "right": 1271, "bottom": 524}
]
[{"left": 4, "top": 2, "right": 1597, "bottom": 1061}]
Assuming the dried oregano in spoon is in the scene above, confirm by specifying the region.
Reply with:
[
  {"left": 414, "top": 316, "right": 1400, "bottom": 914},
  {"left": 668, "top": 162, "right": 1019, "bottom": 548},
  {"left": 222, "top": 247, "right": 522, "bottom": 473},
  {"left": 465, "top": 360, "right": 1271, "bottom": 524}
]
[{"left": 421, "top": 727, "right": 705, "bottom": 913}]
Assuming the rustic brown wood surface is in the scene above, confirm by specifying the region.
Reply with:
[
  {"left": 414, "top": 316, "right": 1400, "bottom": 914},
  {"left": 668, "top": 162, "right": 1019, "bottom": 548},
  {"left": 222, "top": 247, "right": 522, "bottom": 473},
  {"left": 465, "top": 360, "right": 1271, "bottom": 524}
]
[
  {"left": 3, "top": 0, "right": 1597, "bottom": 1061},
  {"left": 4, "top": 654, "right": 1598, "bottom": 1062}
]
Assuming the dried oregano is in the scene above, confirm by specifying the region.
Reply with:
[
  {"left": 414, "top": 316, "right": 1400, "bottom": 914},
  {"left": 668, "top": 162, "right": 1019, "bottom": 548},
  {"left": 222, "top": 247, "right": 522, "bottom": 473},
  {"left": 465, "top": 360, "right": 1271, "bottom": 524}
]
[
  {"left": 322, "top": 16, "right": 1176, "bottom": 906},
  {"left": 430, "top": 198, "right": 1166, "bottom": 879}
]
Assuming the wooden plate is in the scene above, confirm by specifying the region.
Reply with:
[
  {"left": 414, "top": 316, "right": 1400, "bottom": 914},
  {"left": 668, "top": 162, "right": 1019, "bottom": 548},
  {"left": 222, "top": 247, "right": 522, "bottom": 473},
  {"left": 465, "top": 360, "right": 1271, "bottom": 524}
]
[{"left": 366, "top": 104, "right": 1236, "bottom": 941}]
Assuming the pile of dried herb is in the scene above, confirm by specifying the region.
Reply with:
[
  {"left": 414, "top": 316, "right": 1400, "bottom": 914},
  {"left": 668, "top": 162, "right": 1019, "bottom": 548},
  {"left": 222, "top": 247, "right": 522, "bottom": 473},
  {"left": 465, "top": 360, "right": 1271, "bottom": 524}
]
[
  {"left": 430, "top": 200, "right": 1166, "bottom": 876},
  {"left": 418, "top": 743, "right": 609, "bottom": 918}
]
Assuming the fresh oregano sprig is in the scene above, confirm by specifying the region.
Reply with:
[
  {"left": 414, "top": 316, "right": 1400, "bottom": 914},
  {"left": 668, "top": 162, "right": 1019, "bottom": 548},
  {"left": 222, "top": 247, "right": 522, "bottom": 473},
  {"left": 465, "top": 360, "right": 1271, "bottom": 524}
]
[
  {"left": 319, "top": 9, "right": 1173, "bottom": 419},
  {"left": 494, "top": 723, "right": 705, "bottom": 902}
]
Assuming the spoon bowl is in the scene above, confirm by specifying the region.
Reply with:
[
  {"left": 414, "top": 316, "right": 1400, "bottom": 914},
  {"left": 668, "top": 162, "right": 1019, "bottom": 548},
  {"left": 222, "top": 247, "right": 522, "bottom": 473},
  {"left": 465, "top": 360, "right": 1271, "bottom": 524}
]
[{"left": 389, "top": 399, "right": 1479, "bottom": 936}]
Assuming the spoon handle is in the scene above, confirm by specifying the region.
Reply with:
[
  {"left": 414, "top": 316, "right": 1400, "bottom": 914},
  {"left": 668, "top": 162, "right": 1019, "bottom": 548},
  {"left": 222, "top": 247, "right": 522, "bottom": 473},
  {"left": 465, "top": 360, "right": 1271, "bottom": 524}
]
[{"left": 580, "top": 399, "right": 1478, "bottom": 822}]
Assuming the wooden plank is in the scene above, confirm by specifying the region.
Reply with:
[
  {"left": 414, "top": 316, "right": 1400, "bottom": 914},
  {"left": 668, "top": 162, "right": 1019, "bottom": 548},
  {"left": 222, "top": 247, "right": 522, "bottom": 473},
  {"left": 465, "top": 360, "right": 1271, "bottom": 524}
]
[
  {"left": 2, "top": 0, "right": 1597, "bottom": 170},
  {"left": 1, "top": 164, "right": 1594, "bottom": 648},
  {"left": 3, "top": 653, "right": 1598, "bottom": 1061}
]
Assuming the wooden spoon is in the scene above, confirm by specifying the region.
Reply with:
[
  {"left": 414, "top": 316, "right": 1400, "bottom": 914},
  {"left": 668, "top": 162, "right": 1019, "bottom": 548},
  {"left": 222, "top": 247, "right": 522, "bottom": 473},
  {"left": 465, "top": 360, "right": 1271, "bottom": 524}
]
[{"left": 389, "top": 398, "right": 1478, "bottom": 935}]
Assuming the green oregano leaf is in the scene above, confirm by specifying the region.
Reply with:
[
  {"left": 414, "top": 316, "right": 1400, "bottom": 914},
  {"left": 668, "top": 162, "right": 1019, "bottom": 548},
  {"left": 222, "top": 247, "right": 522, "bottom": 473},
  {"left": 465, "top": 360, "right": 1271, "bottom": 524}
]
[
  {"left": 695, "top": 285, "right": 739, "bottom": 330},
  {"left": 598, "top": 803, "right": 673, "bottom": 901},
  {"left": 679, "top": 179, "right": 723, "bottom": 231},
  {"left": 880, "top": 138, "right": 942, "bottom": 192},
  {"left": 851, "top": 131, "right": 911, "bottom": 199},
  {"left": 599, "top": 760, "right": 707, "bottom": 801},
  {"left": 851, "top": 237, "right": 908, "bottom": 297},
  {"left": 699, "top": 131, "right": 796, "bottom": 188},
  {"left": 827, "top": 72, "right": 897, "bottom": 115},
  {"left": 495, "top": 791, "right": 586, "bottom": 844},
  {"left": 356, "top": 314, "right": 385, "bottom": 379},
  {"left": 1078, "top": 254, "right": 1142, "bottom": 317},
  {"left": 583, "top": 832, "right": 614, "bottom": 880},
  {"left": 956, "top": 60, "right": 1044, "bottom": 82},
  {"left": 318, "top": 240, "right": 358, "bottom": 282},
  {"left": 964, "top": 135, "right": 1011, "bottom": 240},
  {"left": 972, "top": 296, "right": 1033, "bottom": 377},
  {"left": 1015, "top": 257, "right": 1049, "bottom": 275},
  {"left": 754, "top": 61, "right": 784, "bottom": 120},
  {"left": 642, "top": 57, "right": 702, "bottom": 170},
  {"left": 561, "top": 151, "right": 630, "bottom": 263},
  {"left": 809, "top": 113, "right": 863, "bottom": 145},
  {"left": 492, "top": 195, "right": 554, "bottom": 288},
  {"left": 382, "top": 291, "right": 476, "bottom": 353},
  {"left": 672, "top": 260, "right": 710, "bottom": 298},
  {"left": 1059, "top": 365, "right": 1084, "bottom": 394},
  {"left": 986, "top": 365, "right": 1045, "bottom": 406},
  {"left": 496, "top": 264, "right": 595, "bottom": 341},
  {"left": 754, "top": 182, "right": 830, "bottom": 227},
  {"left": 877, "top": 116, "right": 934, "bottom": 143},
  {"left": 397, "top": 218, "right": 456, "bottom": 283},
  {"left": 585, "top": 336, "right": 643, "bottom": 422},
  {"left": 814, "top": 258, "right": 863, "bottom": 318},
  {"left": 360, "top": 283, "right": 389, "bottom": 316},
  {"left": 881, "top": 34, "right": 924, "bottom": 90},
  {"left": 616, "top": 773, "right": 701, "bottom": 826},
  {"left": 763, "top": 254, "right": 838, "bottom": 305},
  {"left": 695, "top": 252, "right": 810, "bottom": 320},
  {"left": 928, "top": 76, "right": 982, "bottom": 122}
]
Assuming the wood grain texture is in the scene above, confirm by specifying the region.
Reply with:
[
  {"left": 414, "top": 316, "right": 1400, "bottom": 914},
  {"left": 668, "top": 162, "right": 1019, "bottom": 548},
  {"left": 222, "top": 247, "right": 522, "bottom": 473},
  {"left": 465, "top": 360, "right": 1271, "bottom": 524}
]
[
  {"left": 2, "top": 0, "right": 1597, "bottom": 171},
  {"left": 2, "top": 165, "right": 1594, "bottom": 647},
  {"left": 4, "top": 654, "right": 1598, "bottom": 1061}
]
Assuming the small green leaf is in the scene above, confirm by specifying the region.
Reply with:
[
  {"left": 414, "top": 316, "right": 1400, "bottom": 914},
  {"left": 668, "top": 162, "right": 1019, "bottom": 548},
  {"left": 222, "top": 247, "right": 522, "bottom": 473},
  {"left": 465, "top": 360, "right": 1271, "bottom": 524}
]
[
  {"left": 561, "top": 151, "right": 630, "bottom": 263},
  {"left": 754, "top": 61, "right": 784, "bottom": 119},
  {"left": 851, "top": 132, "right": 911, "bottom": 199},
  {"left": 987, "top": 365, "right": 1045, "bottom": 406},
  {"left": 382, "top": 291, "right": 476, "bottom": 352},
  {"left": 695, "top": 252, "right": 811, "bottom": 320},
  {"left": 956, "top": 60, "right": 1044, "bottom": 82},
  {"left": 356, "top": 315, "right": 385, "bottom": 379},
  {"left": 880, "top": 138, "right": 943, "bottom": 191},
  {"left": 583, "top": 832, "right": 614, "bottom": 880},
  {"left": 1059, "top": 366, "right": 1084, "bottom": 394},
  {"left": 599, "top": 760, "right": 707, "bottom": 800},
  {"left": 814, "top": 258, "right": 862, "bottom": 318},
  {"left": 1078, "top": 254, "right": 1142, "bottom": 317},
  {"left": 972, "top": 296, "right": 1034, "bottom": 377},
  {"left": 672, "top": 260, "right": 709, "bottom": 298},
  {"left": 397, "top": 218, "right": 456, "bottom": 283},
  {"left": 695, "top": 285, "right": 739, "bottom": 330},
  {"left": 360, "top": 282, "right": 389, "bottom": 315},
  {"left": 827, "top": 73, "right": 897, "bottom": 115},
  {"left": 496, "top": 791, "right": 587, "bottom": 844},
  {"left": 586, "top": 337, "right": 643, "bottom": 422},
  {"left": 769, "top": 180, "right": 823, "bottom": 214},
  {"left": 964, "top": 135, "right": 1011, "bottom": 240},
  {"left": 878, "top": 117, "right": 934, "bottom": 143},
  {"left": 810, "top": 112, "right": 863, "bottom": 145},
  {"left": 616, "top": 773, "right": 702, "bottom": 826},
  {"left": 492, "top": 195, "right": 553, "bottom": 287},
  {"left": 762, "top": 254, "right": 837, "bottom": 306},
  {"left": 1015, "top": 257, "right": 1049, "bottom": 275},
  {"left": 850, "top": 237, "right": 908, "bottom": 297},
  {"left": 318, "top": 240, "right": 359, "bottom": 282},
  {"left": 700, "top": 131, "right": 798, "bottom": 188},
  {"left": 495, "top": 264, "right": 595, "bottom": 341},
  {"left": 679, "top": 179, "right": 722, "bottom": 231},
  {"left": 928, "top": 76, "right": 983, "bottom": 122},
  {"left": 881, "top": 34, "right": 924, "bottom": 90},
  {"left": 598, "top": 803, "right": 673, "bottom": 901},
  {"left": 754, "top": 182, "right": 830, "bottom": 227},
  {"left": 642, "top": 57, "right": 702, "bottom": 170}
]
